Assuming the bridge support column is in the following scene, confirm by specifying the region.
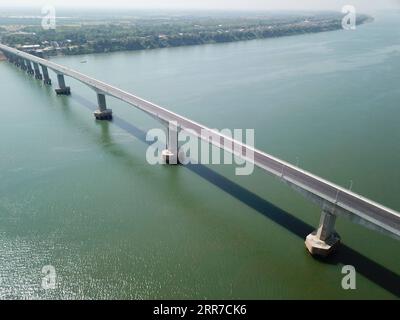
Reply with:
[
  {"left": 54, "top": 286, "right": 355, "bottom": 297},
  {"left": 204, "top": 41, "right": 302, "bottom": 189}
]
[
  {"left": 162, "top": 121, "right": 181, "bottom": 165},
  {"left": 41, "top": 65, "right": 52, "bottom": 85},
  {"left": 20, "top": 59, "right": 27, "bottom": 71},
  {"left": 32, "top": 62, "right": 43, "bottom": 80},
  {"left": 55, "top": 74, "right": 71, "bottom": 95},
  {"left": 17, "top": 58, "right": 22, "bottom": 68},
  {"left": 93, "top": 93, "right": 112, "bottom": 120},
  {"left": 14, "top": 56, "right": 20, "bottom": 67},
  {"left": 26, "top": 60, "right": 34, "bottom": 75},
  {"left": 305, "top": 210, "right": 340, "bottom": 257}
]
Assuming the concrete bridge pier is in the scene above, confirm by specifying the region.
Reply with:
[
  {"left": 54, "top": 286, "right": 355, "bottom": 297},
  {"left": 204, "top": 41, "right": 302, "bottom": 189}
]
[
  {"left": 162, "top": 121, "right": 182, "bottom": 165},
  {"left": 32, "top": 62, "right": 43, "bottom": 80},
  {"left": 16, "top": 57, "right": 24, "bottom": 68},
  {"left": 41, "top": 65, "right": 52, "bottom": 85},
  {"left": 93, "top": 93, "right": 112, "bottom": 120},
  {"left": 20, "top": 58, "right": 28, "bottom": 71},
  {"left": 305, "top": 209, "right": 340, "bottom": 257},
  {"left": 26, "top": 59, "right": 34, "bottom": 75},
  {"left": 55, "top": 74, "right": 71, "bottom": 95},
  {"left": 13, "top": 56, "right": 21, "bottom": 67},
  {"left": 16, "top": 57, "right": 22, "bottom": 68}
]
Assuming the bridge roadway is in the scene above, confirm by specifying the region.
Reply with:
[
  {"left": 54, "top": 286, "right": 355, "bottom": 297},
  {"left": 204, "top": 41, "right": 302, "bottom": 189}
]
[{"left": 1, "top": 43, "right": 399, "bottom": 255}]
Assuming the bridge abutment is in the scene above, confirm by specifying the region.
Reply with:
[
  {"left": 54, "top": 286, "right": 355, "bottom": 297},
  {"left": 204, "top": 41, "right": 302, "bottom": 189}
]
[
  {"left": 55, "top": 74, "right": 71, "bottom": 95},
  {"left": 93, "top": 93, "right": 112, "bottom": 120},
  {"left": 41, "top": 65, "right": 52, "bottom": 85},
  {"left": 305, "top": 209, "right": 340, "bottom": 257}
]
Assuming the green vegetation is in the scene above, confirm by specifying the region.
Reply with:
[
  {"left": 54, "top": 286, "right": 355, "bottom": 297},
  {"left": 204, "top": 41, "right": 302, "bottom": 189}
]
[{"left": 1, "top": 12, "right": 372, "bottom": 56}]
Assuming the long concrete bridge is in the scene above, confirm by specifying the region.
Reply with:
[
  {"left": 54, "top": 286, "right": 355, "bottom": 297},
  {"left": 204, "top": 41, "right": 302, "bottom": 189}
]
[{"left": 1, "top": 43, "right": 399, "bottom": 257}]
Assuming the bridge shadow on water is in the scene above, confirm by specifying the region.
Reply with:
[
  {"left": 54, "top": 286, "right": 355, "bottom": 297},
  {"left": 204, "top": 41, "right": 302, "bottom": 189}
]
[{"left": 70, "top": 93, "right": 400, "bottom": 298}]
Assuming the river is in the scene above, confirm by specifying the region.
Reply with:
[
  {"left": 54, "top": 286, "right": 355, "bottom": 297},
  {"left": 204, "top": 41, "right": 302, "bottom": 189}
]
[{"left": 0, "top": 11, "right": 399, "bottom": 299}]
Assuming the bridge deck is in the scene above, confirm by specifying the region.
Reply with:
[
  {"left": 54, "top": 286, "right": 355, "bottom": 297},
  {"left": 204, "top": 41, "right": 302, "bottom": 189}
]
[{"left": 1, "top": 43, "right": 399, "bottom": 239}]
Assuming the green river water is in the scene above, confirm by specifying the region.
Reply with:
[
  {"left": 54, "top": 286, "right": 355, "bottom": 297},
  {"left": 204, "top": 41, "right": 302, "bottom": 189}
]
[{"left": 0, "top": 11, "right": 399, "bottom": 299}]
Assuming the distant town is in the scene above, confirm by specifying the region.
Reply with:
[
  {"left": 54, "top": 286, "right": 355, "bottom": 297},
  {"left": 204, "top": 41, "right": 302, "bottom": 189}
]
[{"left": 0, "top": 11, "right": 372, "bottom": 57}]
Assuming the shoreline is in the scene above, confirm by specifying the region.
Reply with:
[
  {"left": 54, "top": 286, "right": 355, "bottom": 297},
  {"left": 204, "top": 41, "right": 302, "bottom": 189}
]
[
  {"left": 48, "top": 18, "right": 373, "bottom": 59},
  {"left": 47, "top": 27, "right": 351, "bottom": 59},
  {"left": 2, "top": 13, "right": 374, "bottom": 59}
]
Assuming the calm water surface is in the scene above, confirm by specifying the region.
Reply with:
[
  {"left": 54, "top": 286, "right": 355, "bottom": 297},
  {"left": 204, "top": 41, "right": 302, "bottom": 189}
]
[{"left": 0, "top": 11, "right": 399, "bottom": 299}]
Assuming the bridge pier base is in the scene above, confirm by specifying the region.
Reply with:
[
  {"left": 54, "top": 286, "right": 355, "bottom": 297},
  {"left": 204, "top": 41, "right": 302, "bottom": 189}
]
[
  {"left": 55, "top": 74, "right": 71, "bottom": 95},
  {"left": 93, "top": 93, "right": 112, "bottom": 120},
  {"left": 162, "top": 122, "right": 181, "bottom": 165},
  {"left": 305, "top": 209, "right": 340, "bottom": 257}
]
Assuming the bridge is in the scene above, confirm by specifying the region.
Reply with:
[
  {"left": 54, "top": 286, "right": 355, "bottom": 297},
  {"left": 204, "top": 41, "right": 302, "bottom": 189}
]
[{"left": 1, "top": 43, "right": 399, "bottom": 257}]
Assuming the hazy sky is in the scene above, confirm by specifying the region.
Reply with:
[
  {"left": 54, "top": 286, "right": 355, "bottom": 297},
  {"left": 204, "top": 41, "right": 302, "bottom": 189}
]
[{"left": 0, "top": 0, "right": 399, "bottom": 12}]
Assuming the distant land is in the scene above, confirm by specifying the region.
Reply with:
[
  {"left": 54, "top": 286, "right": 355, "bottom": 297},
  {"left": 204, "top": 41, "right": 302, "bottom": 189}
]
[{"left": 0, "top": 11, "right": 373, "bottom": 57}]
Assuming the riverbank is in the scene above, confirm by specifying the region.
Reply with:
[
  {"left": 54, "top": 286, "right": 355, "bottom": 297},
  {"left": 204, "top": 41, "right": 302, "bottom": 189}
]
[{"left": 1, "top": 12, "right": 373, "bottom": 58}]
